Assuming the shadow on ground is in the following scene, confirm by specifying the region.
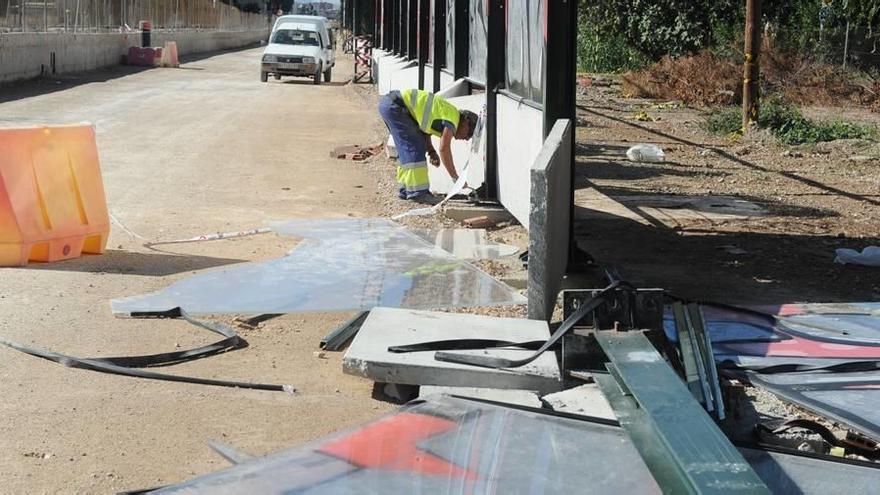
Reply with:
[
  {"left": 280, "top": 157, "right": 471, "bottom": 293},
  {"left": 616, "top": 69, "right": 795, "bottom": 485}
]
[
  {"left": 0, "top": 43, "right": 263, "bottom": 104},
  {"left": 573, "top": 105, "right": 879, "bottom": 304},
  {"left": 24, "top": 249, "right": 245, "bottom": 276},
  {"left": 573, "top": 205, "right": 879, "bottom": 304}
]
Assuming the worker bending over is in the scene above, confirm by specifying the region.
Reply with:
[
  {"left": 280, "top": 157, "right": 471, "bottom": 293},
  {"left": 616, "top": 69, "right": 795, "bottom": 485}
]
[{"left": 378, "top": 89, "right": 478, "bottom": 201}]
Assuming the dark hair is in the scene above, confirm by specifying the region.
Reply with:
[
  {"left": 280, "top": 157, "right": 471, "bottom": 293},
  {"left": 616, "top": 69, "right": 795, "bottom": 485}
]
[{"left": 459, "top": 110, "right": 478, "bottom": 139}]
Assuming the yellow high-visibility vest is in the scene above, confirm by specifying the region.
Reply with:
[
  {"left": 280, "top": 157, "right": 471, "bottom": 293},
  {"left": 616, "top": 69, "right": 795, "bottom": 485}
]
[{"left": 400, "top": 89, "right": 461, "bottom": 137}]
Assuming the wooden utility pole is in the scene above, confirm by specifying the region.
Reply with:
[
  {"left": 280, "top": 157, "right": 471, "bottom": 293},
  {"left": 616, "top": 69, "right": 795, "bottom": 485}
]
[{"left": 742, "top": 0, "right": 761, "bottom": 131}]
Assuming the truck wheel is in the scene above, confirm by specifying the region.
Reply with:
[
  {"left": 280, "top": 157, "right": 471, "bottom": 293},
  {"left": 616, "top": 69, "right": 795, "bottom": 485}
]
[
  {"left": 323, "top": 67, "right": 332, "bottom": 82},
  {"left": 260, "top": 72, "right": 268, "bottom": 83},
  {"left": 274, "top": 74, "right": 281, "bottom": 80},
  {"left": 313, "top": 64, "right": 322, "bottom": 85}
]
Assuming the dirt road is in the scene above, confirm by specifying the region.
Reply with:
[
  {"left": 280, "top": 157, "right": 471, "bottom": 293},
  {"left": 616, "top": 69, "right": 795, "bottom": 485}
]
[{"left": 0, "top": 47, "right": 396, "bottom": 493}]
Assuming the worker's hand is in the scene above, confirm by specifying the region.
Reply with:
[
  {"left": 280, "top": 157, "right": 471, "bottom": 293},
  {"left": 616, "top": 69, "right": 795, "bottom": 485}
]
[{"left": 428, "top": 150, "right": 440, "bottom": 167}]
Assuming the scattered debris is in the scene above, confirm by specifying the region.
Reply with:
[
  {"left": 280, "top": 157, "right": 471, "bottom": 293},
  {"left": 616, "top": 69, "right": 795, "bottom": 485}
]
[
  {"left": 719, "top": 244, "right": 748, "bottom": 255},
  {"left": 0, "top": 309, "right": 296, "bottom": 393},
  {"left": 329, "top": 143, "right": 384, "bottom": 161},
  {"left": 462, "top": 215, "right": 496, "bottom": 229},
  {"left": 626, "top": 144, "right": 665, "bottom": 163},
  {"left": 835, "top": 246, "right": 880, "bottom": 267}
]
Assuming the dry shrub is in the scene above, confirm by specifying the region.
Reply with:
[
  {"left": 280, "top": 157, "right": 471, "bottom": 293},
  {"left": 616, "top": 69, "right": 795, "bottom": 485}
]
[
  {"left": 622, "top": 48, "right": 880, "bottom": 110},
  {"left": 622, "top": 51, "right": 741, "bottom": 106}
]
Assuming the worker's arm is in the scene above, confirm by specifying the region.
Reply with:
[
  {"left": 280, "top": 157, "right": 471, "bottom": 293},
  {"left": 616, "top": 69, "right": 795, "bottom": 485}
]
[
  {"left": 438, "top": 127, "right": 458, "bottom": 181},
  {"left": 425, "top": 134, "right": 440, "bottom": 166}
]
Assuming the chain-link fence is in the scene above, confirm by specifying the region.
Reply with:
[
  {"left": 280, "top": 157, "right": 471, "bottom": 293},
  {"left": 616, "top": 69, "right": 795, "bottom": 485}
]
[{"left": 0, "top": 0, "right": 268, "bottom": 33}]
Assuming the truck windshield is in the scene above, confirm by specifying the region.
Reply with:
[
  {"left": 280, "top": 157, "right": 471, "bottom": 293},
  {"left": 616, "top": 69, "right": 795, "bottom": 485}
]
[{"left": 271, "top": 29, "right": 320, "bottom": 47}]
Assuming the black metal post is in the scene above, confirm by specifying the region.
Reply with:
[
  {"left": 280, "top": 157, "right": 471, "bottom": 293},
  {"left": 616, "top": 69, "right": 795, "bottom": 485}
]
[
  {"left": 392, "top": 0, "right": 399, "bottom": 54},
  {"left": 483, "top": 0, "right": 504, "bottom": 199},
  {"left": 453, "top": 0, "right": 468, "bottom": 79},
  {"left": 400, "top": 0, "right": 408, "bottom": 58},
  {"left": 432, "top": 0, "right": 446, "bottom": 91},
  {"left": 543, "top": 0, "right": 580, "bottom": 269},
  {"left": 375, "top": 0, "right": 382, "bottom": 43},
  {"left": 352, "top": 0, "right": 359, "bottom": 38},
  {"left": 382, "top": 0, "right": 391, "bottom": 49},
  {"left": 407, "top": 0, "right": 417, "bottom": 59},
  {"left": 417, "top": 0, "right": 429, "bottom": 89}
]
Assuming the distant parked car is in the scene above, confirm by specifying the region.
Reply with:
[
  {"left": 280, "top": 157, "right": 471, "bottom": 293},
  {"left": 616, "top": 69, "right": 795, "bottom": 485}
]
[{"left": 261, "top": 15, "right": 335, "bottom": 84}]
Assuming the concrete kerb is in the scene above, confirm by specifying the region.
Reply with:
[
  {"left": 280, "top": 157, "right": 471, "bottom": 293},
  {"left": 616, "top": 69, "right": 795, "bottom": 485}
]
[{"left": 527, "top": 119, "right": 572, "bottom": 321}]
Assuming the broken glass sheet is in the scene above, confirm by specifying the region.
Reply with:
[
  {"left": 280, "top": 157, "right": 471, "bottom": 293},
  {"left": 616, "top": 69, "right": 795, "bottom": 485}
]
[
  {"left": 748, "top": 371, "right": 880, "bottom": 442},
  {"left": 663, "top": 302, "right": 880, "bottom": 365},
  {"left": 411, "top": 229, "right": 519, "bottom": 260},
  {"left": 112, "top": 219, "right": 525, "bottom": 316},
  {"left": 149, "top": 394, "right": 880, "bottom": 494},
  {"left": 152, "top": 394, "right": 662, "bottom": 494}
]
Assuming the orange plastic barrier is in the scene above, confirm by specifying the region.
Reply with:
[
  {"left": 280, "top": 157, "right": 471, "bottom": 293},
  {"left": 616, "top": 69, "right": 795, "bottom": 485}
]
[{"left": 0, "top": 124, "right": 110, "bottom": 266}]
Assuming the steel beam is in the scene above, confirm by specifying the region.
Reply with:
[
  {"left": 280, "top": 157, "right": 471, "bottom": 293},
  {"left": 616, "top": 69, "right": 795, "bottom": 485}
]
[{"left": 594, "top": 331, "right": 770, "bottom": 495}]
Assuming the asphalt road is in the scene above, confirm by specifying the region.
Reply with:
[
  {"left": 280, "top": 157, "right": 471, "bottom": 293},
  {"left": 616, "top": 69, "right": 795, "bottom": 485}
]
[{"left": 0, "top": 47, "right": 395, "bottom": 492}]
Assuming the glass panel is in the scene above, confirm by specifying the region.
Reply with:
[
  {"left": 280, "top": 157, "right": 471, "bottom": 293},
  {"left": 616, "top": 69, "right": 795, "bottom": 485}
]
[{"left": 112, "top": 219, "right": 525, "bottom": 316}]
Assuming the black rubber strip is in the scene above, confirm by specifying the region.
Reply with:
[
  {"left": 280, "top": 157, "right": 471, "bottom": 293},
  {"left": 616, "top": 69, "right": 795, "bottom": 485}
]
[
  {"left": 434, "top": 281, "right": 627, "bottom": 369},
  {"left": 0, "top": 308, "right": 295, "bottom": 393},
  {"left": 389, "top": 339, "right": 546, "bottom": 353}
]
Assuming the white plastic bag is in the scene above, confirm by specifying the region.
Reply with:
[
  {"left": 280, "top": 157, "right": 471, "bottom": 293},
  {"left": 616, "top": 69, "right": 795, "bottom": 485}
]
[
  {"left": 835, "top": 246, "right": 880, "bottom": 267},
  {"left": 626, "top": 144, "right": 665, "bottom": 163}
]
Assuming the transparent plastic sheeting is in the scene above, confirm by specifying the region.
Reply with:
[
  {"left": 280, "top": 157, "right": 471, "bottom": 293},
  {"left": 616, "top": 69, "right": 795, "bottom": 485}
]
[
  {"left": 412, "top": 229, "right": 519, "bottom": 260},
  {"left": 111, "top": 219, "right": 525, "bottom": 316},
  {"left": 505, "top": 0, "right": 544, "bottom": 102},
  {"left": 663, "top": 302, "right": 880, "bottom": 366},
  {"left": 152, "top": 395, "right": 880, "bottom": 494},
  {"left": 153, "top": 395, "right": 662, "bottom": 494},
  {"left": 748, "top": 371, "right": 880, "bottom": 442},
  {"left": 468, "top": 0, "right": 488, "bottom": 83}
]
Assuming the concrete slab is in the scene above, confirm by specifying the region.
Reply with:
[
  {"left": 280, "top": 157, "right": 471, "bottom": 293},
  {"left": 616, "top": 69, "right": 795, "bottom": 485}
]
[
  {"left": 443, "top": 203, "right": 514, "bottom": 224},
  {"left": 528, "top": 120, "right": 573, "bottom": 321},
  {"left": 419, "top": 386, "right": 542, "bottom": 408},
  {"left": 541, "top": 383, "right": 617, "bottom": 420},
  {"left": 343, "top": 307, "right": 562, "bottom": 394}
]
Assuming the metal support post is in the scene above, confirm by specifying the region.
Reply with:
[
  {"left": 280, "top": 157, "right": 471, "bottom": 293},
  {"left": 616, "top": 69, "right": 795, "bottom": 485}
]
[
  {"left": 407, "top": 0, "right": 417, "bottom": 59},
  {"left": 432, "top": 0, "right": 446, "bottom": 92},
  {"left": 452, "top": 0, "right": 468, "bottom": 80},
  {"left": 594, "top": 331, "right": 770, "bottom": 494},
  {"left": 417, "top": 0, "right": 428, "bottom": 89},
  {"left": 482, "top": 0, "right": 504, "bottom": 200}
]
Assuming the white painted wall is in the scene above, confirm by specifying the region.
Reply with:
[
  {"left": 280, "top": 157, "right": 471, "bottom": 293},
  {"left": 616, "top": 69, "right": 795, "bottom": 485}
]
[
  {"left": 0, "top": 29, "right": 269, "bottom": 84},
  {"left": 373, "top": 49, "right": 455, "bottom": 96},
  {"left": 497, "top": 94, "right": 544, "bottom": 229}
]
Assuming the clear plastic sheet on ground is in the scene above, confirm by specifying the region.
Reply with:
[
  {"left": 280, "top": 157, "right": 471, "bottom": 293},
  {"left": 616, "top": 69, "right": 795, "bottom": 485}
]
[
  {"left": 111, "top": 218, "right": 525, "bottom": 316},
  {"left": 411, "top": 228, "right": 519, "bottom": 260}
]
